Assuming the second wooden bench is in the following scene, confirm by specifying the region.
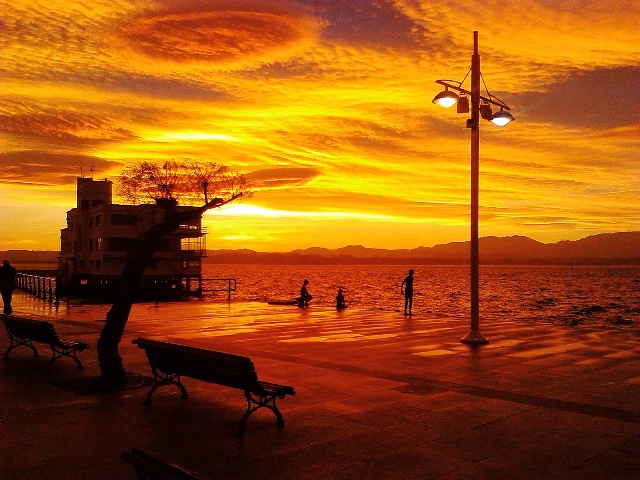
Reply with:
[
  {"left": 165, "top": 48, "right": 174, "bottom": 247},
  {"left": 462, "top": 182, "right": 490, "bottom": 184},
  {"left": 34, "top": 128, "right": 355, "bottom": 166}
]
[{"left": 1, "top": 314, "right": 89, "bottom": 370}]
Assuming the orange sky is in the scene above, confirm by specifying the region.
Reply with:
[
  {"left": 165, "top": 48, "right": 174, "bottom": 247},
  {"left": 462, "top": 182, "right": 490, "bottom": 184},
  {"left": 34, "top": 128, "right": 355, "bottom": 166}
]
[{"left": 1, "top": 0, "right": 638, "bottom": 252}]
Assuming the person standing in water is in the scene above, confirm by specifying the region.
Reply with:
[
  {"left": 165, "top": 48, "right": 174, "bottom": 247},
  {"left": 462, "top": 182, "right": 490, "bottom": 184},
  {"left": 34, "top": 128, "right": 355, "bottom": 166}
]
[
  {"left": 401, "top": 269, "right": 414, "bottom": 315},
  {"left": 336, "top": 288, "right": 347, "bottom": 310}
]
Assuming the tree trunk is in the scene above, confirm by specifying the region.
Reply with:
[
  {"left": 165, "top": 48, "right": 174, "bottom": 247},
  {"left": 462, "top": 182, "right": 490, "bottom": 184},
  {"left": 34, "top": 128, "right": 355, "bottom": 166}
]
[
  {"left": 96, "top": 196, "right": 233, "bottom": 388},
  {"left": 97, "top": 202, "right": 179, "bottom": 388}
]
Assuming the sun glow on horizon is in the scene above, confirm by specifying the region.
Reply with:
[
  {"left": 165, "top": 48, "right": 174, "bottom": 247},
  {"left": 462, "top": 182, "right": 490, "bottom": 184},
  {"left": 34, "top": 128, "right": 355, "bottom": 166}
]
[
  {"left": 210, "top": 203, "right": 398, "bottom": 221},
  {"left": 144, "top": 131, "right": 241, "bottom": 143}
]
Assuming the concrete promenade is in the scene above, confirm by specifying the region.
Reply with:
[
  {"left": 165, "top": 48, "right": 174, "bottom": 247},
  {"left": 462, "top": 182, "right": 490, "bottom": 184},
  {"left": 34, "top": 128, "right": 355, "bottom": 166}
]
[{"left": 1, "top": 291, "right": 639, "bottom": 479}]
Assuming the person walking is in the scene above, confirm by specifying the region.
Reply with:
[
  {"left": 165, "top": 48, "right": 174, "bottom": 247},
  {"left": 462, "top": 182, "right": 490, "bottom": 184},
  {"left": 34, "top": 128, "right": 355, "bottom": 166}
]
[
  {"left": 401, "top": 269, "right": 414, "bottom": 316},
  {"left": 0, "top": 259, "right": 17, "bottom": 314}
]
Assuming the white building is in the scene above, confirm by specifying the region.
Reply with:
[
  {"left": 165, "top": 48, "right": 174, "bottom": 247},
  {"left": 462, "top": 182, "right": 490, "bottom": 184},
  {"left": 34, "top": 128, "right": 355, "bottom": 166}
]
[{"left": 59, "top": 177, "right": 206, "bottom": 299}]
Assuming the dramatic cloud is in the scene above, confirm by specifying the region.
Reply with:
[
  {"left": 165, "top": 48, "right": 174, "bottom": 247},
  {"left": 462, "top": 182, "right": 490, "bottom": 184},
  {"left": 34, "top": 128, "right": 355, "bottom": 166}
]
[
  {"left": 245, "top": 166, "right": 321, "bottom": 188},
  {"left": 118, "top": 0, "right": 322, "bottom": 65},
  {"left": 513, "top": 66, "right": 640, "bottom": 129},
  {"left": 0, "top": 111, "right": 134, "bottom": 142},
  {"left": 0, "top": 151, "right": 122, "bottom": 185}
]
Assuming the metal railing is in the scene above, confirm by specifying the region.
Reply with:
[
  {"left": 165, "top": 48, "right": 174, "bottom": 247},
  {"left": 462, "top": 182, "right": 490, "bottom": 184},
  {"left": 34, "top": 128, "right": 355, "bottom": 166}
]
[
  {"left": 15, "top": 273, "right": 60, "bottom": 304},
  {"left": 201, "top": 278, "right": 236, "bottom": 301}
]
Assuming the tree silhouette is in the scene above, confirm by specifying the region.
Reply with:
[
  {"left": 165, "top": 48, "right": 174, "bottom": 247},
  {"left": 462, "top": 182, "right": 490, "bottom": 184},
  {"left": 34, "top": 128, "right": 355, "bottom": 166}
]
[{"left": 98, "top": 161, "right": 250, "bottom": 388}]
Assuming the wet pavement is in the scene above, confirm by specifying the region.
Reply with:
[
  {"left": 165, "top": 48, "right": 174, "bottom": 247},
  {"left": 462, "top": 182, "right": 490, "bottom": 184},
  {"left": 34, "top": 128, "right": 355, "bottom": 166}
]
[{"left": 1, "top": 291, "right": 639, "bottom": 479}]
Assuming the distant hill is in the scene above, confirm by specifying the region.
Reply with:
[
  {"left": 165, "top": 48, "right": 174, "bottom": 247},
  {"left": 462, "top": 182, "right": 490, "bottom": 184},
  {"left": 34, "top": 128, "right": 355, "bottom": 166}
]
[
  {"left": 204, "top": 231, "right": 639, "bottom": 265},
  {"left": 0, "top": 250, "right": 59, "bottom": 267},
  {"left": 3, "top": 231, "right": 638, "bottom": 267}
]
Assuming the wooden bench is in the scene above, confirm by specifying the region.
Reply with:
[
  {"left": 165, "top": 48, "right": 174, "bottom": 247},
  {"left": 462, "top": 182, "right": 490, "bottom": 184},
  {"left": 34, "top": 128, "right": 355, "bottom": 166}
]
[
  {"left": 121, "top": 447, "right": 209, "bottom": 480},
  {"left": 132, "top": 338, "right": 296, "bottom": 436},
  {"left": 1, "top": 314, "right": 89, "bottom": 370}
]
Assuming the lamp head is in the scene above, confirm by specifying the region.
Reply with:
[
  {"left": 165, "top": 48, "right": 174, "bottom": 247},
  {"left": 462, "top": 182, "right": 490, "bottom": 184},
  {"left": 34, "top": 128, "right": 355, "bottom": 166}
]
[
  {"left": 491, "top": 108, "right": 515, "bottom": 126},
  {"left": 456, "top": 95, "right": 470, "bottom": 114},
  {"left": 432, "top": 87, "right": 459, "bottom": 108}
]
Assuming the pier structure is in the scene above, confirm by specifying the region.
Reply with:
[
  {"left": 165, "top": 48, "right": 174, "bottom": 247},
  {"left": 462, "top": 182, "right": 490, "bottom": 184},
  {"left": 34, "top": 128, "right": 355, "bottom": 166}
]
[{"left": 58, "top": 177, "right": 206, "bottom": 300}]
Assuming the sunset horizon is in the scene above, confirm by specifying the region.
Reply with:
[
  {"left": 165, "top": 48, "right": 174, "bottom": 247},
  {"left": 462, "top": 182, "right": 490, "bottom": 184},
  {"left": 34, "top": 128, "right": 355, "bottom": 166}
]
[{"left": 1, "top": 1, "right": 638, "bottom": 252}]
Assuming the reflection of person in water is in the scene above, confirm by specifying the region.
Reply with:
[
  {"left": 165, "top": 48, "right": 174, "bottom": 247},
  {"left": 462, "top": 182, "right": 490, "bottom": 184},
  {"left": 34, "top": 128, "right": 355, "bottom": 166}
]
[
  {"left": 336, "top": 288, "right": 347, "bottom": 310},
  {"left": 401, "top": 269, "right": 414, "bottom": 316},
  {"left": 298, "top": 279, "right": 313, "bottom": 307}
]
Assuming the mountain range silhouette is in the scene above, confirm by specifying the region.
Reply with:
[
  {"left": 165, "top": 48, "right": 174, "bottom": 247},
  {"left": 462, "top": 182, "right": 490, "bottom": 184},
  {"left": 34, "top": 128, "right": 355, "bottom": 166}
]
[
  {"left": 3, "top": 231, "right": 638, "bottom": 266},
  {"left": 204, "top": 231, "right": 639, "bottom": 265}
]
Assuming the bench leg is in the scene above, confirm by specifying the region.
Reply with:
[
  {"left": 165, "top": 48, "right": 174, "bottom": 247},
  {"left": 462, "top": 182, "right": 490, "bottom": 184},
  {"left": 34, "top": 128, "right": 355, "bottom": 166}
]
[
  {"left": 236, "top": 391, "right": 286, "bottom": 436},
  {"left": 3, "top": 339, "right": 40, "bottom": 360},
  {"left": 143, "top": 371, "right": 189, "bottom": 405},
  {"left": 47, "top": 346, "right": 85, "bottom": 371}
]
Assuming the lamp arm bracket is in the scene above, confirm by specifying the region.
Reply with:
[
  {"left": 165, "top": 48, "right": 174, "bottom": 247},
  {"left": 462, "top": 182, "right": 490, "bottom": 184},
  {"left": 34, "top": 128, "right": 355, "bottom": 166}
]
[{"left": 435, "top": 79, "right": 511, "bottom": 110}]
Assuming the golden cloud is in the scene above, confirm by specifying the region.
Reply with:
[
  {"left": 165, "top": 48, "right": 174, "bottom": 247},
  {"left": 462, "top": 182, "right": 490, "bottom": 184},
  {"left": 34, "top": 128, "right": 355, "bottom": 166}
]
[
  {"left": 119, "top": 1, "right": 322, "bottom": 65},
  {"left": 0, "top": 109, "right": 134, "bottom": 142},
  {"left": 0, "top": 151, "right": 121, "bottom": 186}
]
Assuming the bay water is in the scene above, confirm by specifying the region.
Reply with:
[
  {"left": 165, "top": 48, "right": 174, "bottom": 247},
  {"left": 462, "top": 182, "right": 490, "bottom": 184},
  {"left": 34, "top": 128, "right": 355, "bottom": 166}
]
[{"left": 202, "top": 264, "right": 640, "bottom": 330}]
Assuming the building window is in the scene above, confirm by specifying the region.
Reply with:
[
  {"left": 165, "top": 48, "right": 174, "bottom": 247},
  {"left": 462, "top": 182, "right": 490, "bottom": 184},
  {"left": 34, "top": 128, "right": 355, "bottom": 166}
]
[
  {"left": 95, "top": 260, "right": 101, "bottom": 269},
  {"left": 108, "top": 237, "right": 136, "bottom": 251},
  {"left": 111, "top": 214, "right": 138, "bottom": 226},
  {"left": 89, "top": 239, "right": 93, "bottom": 251},
  {"left": 89, "top": 217, "right": 93, "bottom": 227},
  {"left": 79, "top": 260, "right": 85, "bottom": 268},
  {"left": 95, "top": 215, "right": 101, "bottom": 226},
  {"left": 96, "top": 238, "right": 102, "bottom": 251},
  {"left": 81, "top": 199, "right": 89, "bottom": 211},
  {"left": 181, "top": 237, "right": 202, "bottom": 251}
]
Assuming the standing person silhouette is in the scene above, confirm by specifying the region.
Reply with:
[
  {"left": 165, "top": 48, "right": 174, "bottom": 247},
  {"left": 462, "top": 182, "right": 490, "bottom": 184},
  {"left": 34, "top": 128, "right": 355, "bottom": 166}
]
[
  {"left": 336, "top": 288, "right": 347, "bottom": 310},
  {"left": 0, "top": 259, "right": 17, "bottom": 315},
  {"left": 298, "top": 279, "right": 313, "bottom": 307},
  {"left": 401, "top": 269, "right": 414, "bottom": 316}
]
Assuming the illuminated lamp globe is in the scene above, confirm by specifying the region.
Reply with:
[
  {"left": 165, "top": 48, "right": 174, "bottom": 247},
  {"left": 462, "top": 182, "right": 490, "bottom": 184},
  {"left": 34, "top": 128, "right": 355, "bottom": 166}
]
[
  {"left": 432, "top": 88, "right": 459, "bottom": 108},
  {"left": 491, "top": 109, "right": 515, "bottom": 126}
]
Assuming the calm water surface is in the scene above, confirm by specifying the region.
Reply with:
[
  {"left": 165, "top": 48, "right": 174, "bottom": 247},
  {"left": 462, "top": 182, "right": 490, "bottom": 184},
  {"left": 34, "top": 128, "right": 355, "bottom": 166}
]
[{"left": 202, "top": 264, "right": 640, "bottom": 330}]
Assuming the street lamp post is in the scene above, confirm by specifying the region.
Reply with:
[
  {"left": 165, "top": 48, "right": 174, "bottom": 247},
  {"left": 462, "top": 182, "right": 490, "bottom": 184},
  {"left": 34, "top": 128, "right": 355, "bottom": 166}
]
[{"left": 432, "top": 31, "right": 514, "bottom": 345}]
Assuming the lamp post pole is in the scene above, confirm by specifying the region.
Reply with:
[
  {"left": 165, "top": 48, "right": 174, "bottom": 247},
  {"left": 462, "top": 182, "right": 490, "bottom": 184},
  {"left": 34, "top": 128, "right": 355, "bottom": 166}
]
[
  {"left": 433, "top": 31, "right": 514, "bottom": 344},
  {"left": 461, "top": 31, "right": 488, "bottom": 344}
]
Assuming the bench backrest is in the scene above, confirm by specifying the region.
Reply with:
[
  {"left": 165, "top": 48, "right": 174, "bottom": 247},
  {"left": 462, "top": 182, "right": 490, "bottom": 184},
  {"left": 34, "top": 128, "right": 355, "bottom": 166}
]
[
  {"left": 2, "top": 315, "right": 61, "bottom": 346},
  {"left": 121, "top": 447, "right": 209, "bottom": 480},
  {"left": 132, "top": 338, "right": 259, "bottom": 391}
]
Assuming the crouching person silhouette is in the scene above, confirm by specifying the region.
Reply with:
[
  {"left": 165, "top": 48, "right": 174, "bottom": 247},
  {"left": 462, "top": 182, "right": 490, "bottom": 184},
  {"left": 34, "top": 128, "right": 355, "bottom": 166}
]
[{"left": 298, "top": 279, "right": 313, "bottom": 307}]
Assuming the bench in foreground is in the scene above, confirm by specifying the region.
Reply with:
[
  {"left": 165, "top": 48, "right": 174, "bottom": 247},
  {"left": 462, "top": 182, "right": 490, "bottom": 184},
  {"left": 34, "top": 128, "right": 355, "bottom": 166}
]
[
  {"left": 132, "top": 338, "right": 296, "bottom": 436},
  {"left": 121, "top": 447, "right": 210, "bottom": 480},
  {"left": 1, "top": 314, "right": 89, "bottom": 370}
]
